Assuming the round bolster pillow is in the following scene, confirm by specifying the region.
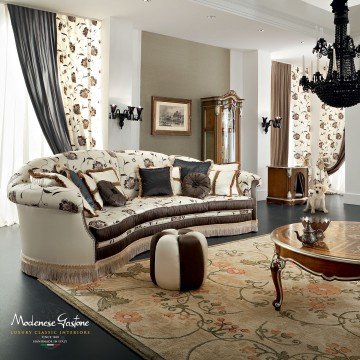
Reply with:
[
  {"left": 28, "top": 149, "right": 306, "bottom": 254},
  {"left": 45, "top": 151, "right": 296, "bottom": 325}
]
[
  {"left": 182, "top": 172, "right": 211, "bottom": 199},
  {"left": 150, "top": 229, "right": 208, "bottom": 291}
]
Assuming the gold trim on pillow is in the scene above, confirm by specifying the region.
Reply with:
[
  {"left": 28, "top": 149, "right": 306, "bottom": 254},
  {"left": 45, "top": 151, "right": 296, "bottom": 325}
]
[
  {"left": 86, "top": 167, "right": 120, "bottom": 180},
  {"left": 28, "top": 169, "right": 66, "bottom": 188},
  {"left": 136, "top": 166, "right": 143, "bottom": 198},
  {"left": 229, "top": 171, "right": 238, "bottom": 197},
  {"left": 211, "top": 171, "right": 220, "bottom": 195}
]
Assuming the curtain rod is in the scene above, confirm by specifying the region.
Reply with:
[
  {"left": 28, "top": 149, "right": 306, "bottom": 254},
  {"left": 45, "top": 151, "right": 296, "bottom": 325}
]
[{"left": 1, "top": 1, "right": 102, "bottom": 21}]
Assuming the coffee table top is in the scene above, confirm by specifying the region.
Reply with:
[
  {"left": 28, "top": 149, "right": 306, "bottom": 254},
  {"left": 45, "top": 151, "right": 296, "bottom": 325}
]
[{"left": 271, "top": 221, "right": 360, "bottom": 264}]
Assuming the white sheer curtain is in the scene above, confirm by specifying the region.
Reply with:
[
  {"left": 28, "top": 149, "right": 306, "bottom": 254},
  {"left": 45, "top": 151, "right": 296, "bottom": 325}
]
[
  {"left": 329, "top": 162, "right": 345, "bottom": 194},
  {"left": 0, "top": 5, "right": 51, "bottom": 227}
]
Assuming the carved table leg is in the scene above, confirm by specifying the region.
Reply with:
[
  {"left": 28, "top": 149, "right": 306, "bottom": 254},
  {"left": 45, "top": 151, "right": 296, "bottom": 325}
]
[{"left": 270, "top": 254, "right": 286, "bottom": 311}]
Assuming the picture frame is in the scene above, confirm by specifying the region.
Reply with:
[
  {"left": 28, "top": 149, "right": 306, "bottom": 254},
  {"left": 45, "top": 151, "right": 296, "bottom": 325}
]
[{"left": 151, "top": 96, "right": 192, "bottom": 136}]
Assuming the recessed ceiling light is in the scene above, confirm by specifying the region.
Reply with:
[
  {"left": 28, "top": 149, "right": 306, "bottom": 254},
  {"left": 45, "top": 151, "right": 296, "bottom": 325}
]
[
  {"left": 207, "top": 15, "right": 216, "bottom": 20},
  {"left": 300, "top": 41, "right": 305, "bottom": 44},
  {"left": 258, "top": 29, "right": 264, "bottom": 32},
  {"left": 143, "top": 0, "right": 151, "bottom": 2}
]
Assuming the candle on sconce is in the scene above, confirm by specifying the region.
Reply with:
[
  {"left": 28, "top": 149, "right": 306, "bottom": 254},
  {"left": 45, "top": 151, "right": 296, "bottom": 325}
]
[
  {"left": 333, "top": 49, "right": 337, "bottom": 71},
  {"left": 302, "top": 55, "right": 305, "bottom": 75},
  {"left": 317, "top": 54, "right": 320, "bottom": 72},
  {"left": 320, "top": 27, "right": 324, "bottom": 38},
  {"left": 310, "top": 60, "right": 314, "bottom": 78}
]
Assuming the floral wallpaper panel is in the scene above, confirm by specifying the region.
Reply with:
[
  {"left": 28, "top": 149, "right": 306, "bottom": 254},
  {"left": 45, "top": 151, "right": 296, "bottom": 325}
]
[
  {"left": 290, "top": 65, "right": 345, "bottom": 191},
  {"left": 57, "top": 15, "right": 101, "bottom": 150},
  {"left": 317, "top": 103, "right": 345, "bottom": 172},
  {"left": 290, "top": 66, "right": 312, "bottom": 166}
]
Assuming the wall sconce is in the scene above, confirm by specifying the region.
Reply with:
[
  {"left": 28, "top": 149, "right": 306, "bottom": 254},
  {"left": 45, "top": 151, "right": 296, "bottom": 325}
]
[
  {"left": 109, "top": 104, "right": 143, "bottom": 129},
  {"left": 261, "top": 116, "right": 282, "bottom": 134}
]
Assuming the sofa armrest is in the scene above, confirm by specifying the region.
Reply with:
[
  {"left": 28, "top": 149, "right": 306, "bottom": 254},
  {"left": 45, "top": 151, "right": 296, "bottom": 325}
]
[
  {"left": 8, "top": 183, "right": 84, "bottom": 213},
  {"left": 238, "top": 171, "right": 261, "bottom": 197}
]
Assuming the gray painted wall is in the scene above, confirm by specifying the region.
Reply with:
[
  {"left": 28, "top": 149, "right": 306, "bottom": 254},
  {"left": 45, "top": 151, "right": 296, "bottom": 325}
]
[{"left": 140, "top": 32, "right": 230, "bottom": 159}]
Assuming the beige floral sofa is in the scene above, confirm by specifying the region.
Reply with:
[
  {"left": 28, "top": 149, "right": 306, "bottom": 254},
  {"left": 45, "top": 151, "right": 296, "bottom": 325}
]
[{"left": 8, "top": 150, "right": 260, "bottom": 283}]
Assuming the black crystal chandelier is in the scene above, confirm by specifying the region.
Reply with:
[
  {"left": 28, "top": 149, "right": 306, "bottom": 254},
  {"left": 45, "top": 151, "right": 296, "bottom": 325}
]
[{"left": 300, "top": 0, "right": 360, "bottom": 108}]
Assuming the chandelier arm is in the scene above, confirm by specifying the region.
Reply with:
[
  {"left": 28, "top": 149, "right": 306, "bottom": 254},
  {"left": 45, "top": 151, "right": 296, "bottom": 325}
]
[
  {"left": 313, "top": 38, "right": 329, "bottom": 57},
  {"left": 355, "top": 45, "right": 360, "bottom": 57}
]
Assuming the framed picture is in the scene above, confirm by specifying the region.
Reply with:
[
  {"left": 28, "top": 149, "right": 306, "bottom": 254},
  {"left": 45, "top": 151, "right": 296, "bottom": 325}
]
[{"left": 151, "top": 96, "right": 192, "bottom": 135}]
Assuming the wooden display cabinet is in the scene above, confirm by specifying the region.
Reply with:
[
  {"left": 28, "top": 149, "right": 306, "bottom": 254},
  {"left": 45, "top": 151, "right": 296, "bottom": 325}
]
[
  {"left": 201, "top": 90, "right": 243, "bottom": 164},
  {"left": 267, "top": 166, "right": 309, "bottom": 205}
]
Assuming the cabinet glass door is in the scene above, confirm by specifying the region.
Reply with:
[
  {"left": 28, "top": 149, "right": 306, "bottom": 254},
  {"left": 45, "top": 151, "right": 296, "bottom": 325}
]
[{"left": 222, "top": 107, "right": 236, "bottom": 163}]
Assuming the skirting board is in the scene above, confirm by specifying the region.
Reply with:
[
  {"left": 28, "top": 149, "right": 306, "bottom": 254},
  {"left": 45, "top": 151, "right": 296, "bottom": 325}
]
[{"left": 343, "top": 193, "right": 360, "bottom": 206}]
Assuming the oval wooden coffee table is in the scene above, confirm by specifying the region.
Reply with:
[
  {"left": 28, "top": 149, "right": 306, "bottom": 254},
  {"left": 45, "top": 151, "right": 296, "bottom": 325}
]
[{"left": 270, "top": 221, "right": 360, "bottom": 311}]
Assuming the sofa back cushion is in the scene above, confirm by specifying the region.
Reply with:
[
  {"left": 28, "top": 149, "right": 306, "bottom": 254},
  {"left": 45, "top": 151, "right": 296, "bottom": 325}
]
[
  {"left": 9, "top": 150, "right": 187, "bottom": 201},
  {"left": 114, "top": 150, "right": 170, "bottom": 199},
  {"left": 169, "top": 155, "right": 200, "bottom": 164},
  {"left": 9, "top": 150, "right": 121, "bottom": 194},
  {"left": 59, "top": 150, "right": 120, "bottom": 174},
  {"left": 173, "top": 159, "right": 212, "bottom": 181}
]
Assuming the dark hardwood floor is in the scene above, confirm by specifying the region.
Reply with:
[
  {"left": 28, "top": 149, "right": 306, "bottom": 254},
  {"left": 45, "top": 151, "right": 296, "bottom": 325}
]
[{"left": 0, "top": 196, "right": 359, "bottom": 360}]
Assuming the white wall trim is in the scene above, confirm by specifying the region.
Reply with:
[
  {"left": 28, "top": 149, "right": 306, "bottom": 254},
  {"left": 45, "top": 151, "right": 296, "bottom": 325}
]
[
  {"left": 343, "top": 193, "right": 360, "bottom": 206},
  {"left": 106, "top": 18, "right": 142, "bottom": 150},
  {"left": 190, "top": 0, "right": 332, "bottom": 37}
]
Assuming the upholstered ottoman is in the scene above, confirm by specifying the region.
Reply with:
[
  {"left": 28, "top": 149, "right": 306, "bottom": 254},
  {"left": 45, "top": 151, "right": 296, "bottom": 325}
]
[{"left": 150, "top": 229, "right": 208, "bottom": 291}]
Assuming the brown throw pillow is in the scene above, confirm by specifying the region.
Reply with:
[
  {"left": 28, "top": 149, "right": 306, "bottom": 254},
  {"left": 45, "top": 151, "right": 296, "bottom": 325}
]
[
  {"left": 97, "top": 180, "right": 127, "bottom": 207},
  {"left": 182, "top": 173, "right": 211, "bottom": 199}
]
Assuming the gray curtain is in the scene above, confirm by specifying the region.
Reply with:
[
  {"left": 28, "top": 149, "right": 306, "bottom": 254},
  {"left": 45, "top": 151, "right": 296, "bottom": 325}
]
[
  {"left": 8, "top": 4, "right": 71, "bottom": 154},
  {"left": 270, "top": 61, "right": 291, "bottom": 167}
]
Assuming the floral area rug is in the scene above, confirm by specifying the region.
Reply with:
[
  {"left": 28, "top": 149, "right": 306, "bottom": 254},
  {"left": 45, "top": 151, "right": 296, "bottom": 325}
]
[{"left": 40, "top": 235, "right": 360, "bottom": 360}]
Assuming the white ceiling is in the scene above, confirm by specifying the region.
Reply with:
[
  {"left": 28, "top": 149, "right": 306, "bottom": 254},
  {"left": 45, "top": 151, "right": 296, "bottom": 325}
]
[
  {"left": 301, "top": 0, "right": 360, "bottom": 12},
  {"left": 3, "top": 0, "right": 360, "bottom": 62}
]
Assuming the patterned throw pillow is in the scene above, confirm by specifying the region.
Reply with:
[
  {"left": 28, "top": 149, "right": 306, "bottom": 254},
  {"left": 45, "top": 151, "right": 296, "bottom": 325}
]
[
  {"left": 29, "top": 170, "right": 97, "bottom": 217},
  {"left": 173, "top": 159, "right": 212, "bottom": 181},
  {"left": 86, "top": 167, "right": 127, "bottom": 205},
  {"left": 29, "top": 171, "right": 60, "bottom": 187},
  {"left": 137, "top": 166, "right": 173, "bottom": 197},
  {"left": 210, "top": 170, "right": 240, "bottom": 197}
]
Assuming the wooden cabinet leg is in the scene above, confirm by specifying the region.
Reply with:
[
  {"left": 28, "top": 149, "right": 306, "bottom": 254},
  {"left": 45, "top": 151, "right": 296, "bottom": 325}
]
[{"left": 270, "top": 254, "right": 286, "bottom": 311}]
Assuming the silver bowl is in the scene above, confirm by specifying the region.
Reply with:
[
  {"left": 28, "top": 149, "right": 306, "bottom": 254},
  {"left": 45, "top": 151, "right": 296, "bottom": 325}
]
[{"left": 301, "top": 217, "right": 331, "bottom": 238}]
